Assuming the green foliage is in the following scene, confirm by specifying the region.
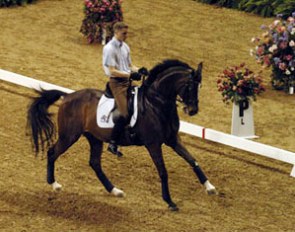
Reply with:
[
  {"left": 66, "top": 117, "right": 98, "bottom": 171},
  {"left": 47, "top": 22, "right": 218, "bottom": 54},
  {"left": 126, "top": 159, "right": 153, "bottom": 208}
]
[
  {"left": 239, "top": 0, "right": 283, "bottom": 17},
  {"left": 196, "top": 0, "right": 295, "bottom": 18},
  {"left": 198, "top": 0, "right": 242, "bottom": 8},
  {"left": 275, "top": 0, "right": 295, "bottom": 18},
  {"left": 0, "top": 0, "right": 35, "bottom": 7}
]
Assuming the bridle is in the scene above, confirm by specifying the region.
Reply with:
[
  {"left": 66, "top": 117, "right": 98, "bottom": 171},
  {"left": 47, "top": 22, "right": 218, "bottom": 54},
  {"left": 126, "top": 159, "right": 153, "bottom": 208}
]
[{"left": 177, "top": 71, "right": 200, "bottom": 106}]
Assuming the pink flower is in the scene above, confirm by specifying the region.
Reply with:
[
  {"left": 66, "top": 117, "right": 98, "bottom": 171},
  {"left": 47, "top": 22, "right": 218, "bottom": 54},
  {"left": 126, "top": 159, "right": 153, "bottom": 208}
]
[
  {"left": 287, "top": 17, "right": 294, "bottom": 23},
  {"left": 237, "top": 80, "right": 244, "bottom": 86},
  {"left": 273, "top": 20, "right": 280, "bottom": 26},
  {"left": 263, "top": 55, "right": 271, "bottom": 66},
  {"left": 279, "top": 41, "right": 288, "bottom": 49},
  {"left": 285, "top": 55, "right": 293, "bottom": 61},
  {"left": 279, "top": 62, "right": 287, "bottom": 70},
  {"left": 254, "top": 88, "right": 260, "bottom": 94},
  {"left": 277, "top": 26, "right": 286, "bottom": 33},
  {"left": 218, "top": 85, "right": 224, "bottom": 91},
  {"left": 256, "top": 46, "right": 264, "bottom": 56}
]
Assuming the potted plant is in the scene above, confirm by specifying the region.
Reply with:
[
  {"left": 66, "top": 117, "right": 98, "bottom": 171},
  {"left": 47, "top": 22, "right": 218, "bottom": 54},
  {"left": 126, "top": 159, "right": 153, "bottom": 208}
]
[
  {"left": 80, "top": 0, "right": 123, "bottom": 44},
  {"left": 217, "top": 63, "right": 266, "bottom": 104},
  {"left": 217, "top": 63, "right": 265, "bottom": 138}
]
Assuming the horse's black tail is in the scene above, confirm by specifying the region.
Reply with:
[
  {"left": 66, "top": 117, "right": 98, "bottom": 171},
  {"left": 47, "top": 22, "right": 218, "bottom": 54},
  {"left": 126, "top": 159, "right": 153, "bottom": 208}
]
[{"left": 27, "top": 89, "right": 67, "bottom": 154}]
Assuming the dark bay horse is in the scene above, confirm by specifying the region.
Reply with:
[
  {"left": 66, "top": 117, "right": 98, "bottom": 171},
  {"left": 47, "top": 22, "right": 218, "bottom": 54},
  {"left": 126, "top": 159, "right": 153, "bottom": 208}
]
[{"left": 27, "top": 59, "right": 217, "bottom": 211}]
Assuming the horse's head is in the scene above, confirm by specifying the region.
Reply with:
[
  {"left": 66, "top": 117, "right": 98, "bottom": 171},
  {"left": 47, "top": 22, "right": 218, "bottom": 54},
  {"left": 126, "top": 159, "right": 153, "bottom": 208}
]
[{"left": 179, "top": 62, "right": 202, "bottom": 116}]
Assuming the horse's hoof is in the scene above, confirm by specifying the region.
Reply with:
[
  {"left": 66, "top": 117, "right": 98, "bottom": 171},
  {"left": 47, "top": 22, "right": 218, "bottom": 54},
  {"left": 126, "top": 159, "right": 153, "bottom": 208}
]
[
  {"left": 168, "top": 205, "right": 179, "bottom": 211},
  {"left": 207, "top": 188, "right": 217, "bottom": 195},
  {"left": 52, "top": 181, "right": 62, "bottom": 191},
  {"left": 111, "top": 187, "right": 125, "bottom": 197},
  {"left": 168, "top": 203, "right": 179, "bottom": 211},
  {"left": 116, "top": 151, "right": 123, "bottom": 158},
  {"left": 204, "top": 180, "right": 217, "bottom": 195}
]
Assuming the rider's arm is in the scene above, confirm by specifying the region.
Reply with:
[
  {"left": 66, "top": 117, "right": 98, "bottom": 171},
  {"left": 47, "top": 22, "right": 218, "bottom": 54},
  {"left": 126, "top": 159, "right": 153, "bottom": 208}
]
[{"left": 108, "top": 66, "right": 131, "bottom": 78}]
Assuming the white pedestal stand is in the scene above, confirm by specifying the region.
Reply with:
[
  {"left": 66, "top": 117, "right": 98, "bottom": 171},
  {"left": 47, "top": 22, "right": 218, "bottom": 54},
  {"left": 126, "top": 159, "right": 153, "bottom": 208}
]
[{"left": 231, "top": 100, "right": 258, "bottom": 139}]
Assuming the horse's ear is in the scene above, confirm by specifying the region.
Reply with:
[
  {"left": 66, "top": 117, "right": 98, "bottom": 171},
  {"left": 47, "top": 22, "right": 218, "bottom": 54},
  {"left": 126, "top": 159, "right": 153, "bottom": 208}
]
[
  {"left": 197, "top": 62, "right": 203, "bottom": 72},
  {"left": 195, "top": 62, "right": 203, "bottom": 83}
]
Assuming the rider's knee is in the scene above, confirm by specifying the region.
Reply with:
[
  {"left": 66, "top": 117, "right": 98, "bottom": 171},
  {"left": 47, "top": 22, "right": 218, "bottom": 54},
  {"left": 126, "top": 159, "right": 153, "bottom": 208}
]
[
  {"left": 119, "top": 113, "right": 128, "bottom": 122},
  {"left": 118, "top": 115, "right": 128, "bottom": 124}
]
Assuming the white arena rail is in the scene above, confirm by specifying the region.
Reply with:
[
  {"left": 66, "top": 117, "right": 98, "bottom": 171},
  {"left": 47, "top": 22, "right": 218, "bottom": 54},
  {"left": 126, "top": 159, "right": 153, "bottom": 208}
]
[
  {"left": 0, "top": 69, "right": 74, "bottom": 94},
  {"left": 1, "top": 69, "right": 295, "bottom": 177}
]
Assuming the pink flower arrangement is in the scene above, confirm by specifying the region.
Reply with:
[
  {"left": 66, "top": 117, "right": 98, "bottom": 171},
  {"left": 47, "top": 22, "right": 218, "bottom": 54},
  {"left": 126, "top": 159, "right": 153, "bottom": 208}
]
[
  {"left": 217, "top": 64, "right": 265, "bottom": 104},
  {"left": 251, "top": 13, "right": 295, "bottom": 90},
  {"left": 80, "top": 0, "right": 123, "bottom": 43}
]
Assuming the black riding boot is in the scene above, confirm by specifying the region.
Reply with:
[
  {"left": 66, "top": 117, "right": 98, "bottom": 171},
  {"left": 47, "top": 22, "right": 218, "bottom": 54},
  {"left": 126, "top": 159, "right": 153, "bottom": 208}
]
[{"left": 107, "top": 117, "right": 126, "bottom": 157}]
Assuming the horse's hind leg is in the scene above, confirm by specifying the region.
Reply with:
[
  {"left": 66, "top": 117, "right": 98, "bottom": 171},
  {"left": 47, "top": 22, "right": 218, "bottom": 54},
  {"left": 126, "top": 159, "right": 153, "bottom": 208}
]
[
  {"left": 84, "top": 132, "right": 125, "bottom": 197},
  {"left": 47, "top": 134, "right": 81, "bottom": 191}
]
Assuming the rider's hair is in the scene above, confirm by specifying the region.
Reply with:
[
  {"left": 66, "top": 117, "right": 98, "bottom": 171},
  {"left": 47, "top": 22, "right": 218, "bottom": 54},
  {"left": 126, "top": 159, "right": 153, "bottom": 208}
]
[{"left": 113, "top": 22, "right": 128, "bottom": 32}]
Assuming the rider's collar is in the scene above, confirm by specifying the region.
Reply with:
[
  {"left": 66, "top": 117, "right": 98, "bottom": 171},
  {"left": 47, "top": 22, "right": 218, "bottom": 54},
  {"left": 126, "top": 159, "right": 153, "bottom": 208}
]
[{"left": 112, "top": 37, "right": 123, "bottom": 48}]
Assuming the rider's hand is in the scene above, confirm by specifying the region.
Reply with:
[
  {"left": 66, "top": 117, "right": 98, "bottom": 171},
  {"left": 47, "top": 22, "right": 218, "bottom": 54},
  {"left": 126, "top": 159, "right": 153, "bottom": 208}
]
[
  {"left": 130, "top": 72, "right": 142, "bottom": 81},
  {"left": 138, "top": 67, "right": 149, "bottom": 76}
]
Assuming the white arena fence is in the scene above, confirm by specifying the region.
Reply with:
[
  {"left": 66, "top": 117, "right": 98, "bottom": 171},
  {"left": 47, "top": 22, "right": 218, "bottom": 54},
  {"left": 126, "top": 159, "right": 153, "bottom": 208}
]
[{"left": 1, "top": 69, "right": 295, "bottom": 178}]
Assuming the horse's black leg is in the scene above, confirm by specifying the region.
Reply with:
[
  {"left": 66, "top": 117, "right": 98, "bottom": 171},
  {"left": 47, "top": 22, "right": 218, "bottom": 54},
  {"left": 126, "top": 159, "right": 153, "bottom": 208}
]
[
  {"left": 47, "top": 134, "right": 80, "bottom": 190},
  {"left": 167, "top": 138, "right": 217, "bottom": 195},
  {"left": 84, "top": 133, "right": 124, "bottom": 197},
  {"left": 145, "top": 143, "right": 178, "bottom": 211}
]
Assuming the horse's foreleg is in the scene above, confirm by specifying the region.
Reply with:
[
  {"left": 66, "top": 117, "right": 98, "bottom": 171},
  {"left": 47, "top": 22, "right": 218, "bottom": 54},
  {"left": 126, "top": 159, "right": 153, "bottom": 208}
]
[
  {"left": 84, "top": 133, "right": 124, "bottom": 197},
  {"left": 168, "top": 139, "right": 217, "bottom": 195},
  {"left": 146, "top": 144, "right": 178, "bottom": 211}
]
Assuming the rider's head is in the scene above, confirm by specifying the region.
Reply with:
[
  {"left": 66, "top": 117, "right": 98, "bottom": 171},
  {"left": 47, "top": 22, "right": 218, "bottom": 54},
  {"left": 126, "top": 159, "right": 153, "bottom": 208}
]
[{"left": 113, "top": 22, "right": 128, "bottom": 42}]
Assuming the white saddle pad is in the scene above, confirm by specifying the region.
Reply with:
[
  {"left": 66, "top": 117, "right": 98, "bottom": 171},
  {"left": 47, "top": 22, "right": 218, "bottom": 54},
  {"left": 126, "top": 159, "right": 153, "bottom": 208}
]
[{"left": 96, "top": 87, "right": 139, "bottom": 128}]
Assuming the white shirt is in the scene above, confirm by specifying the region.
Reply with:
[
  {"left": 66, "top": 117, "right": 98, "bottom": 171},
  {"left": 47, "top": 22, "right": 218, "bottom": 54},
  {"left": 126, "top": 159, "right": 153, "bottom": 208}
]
[{"left": 102, "top": 37, "right": 132, "bottom": 77}]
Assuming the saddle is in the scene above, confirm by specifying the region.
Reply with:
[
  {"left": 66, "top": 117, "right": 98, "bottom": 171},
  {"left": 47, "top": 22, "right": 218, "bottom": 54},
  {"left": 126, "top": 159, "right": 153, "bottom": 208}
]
[{"left": 96, "top": 82, "right": 139, "bottom": 128}]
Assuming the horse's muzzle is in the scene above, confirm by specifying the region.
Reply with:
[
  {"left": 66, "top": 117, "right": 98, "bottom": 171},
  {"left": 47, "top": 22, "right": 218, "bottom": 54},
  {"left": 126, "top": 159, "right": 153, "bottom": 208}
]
[{"left": 183, "top": 106, "right": 198, "bottom": 116}]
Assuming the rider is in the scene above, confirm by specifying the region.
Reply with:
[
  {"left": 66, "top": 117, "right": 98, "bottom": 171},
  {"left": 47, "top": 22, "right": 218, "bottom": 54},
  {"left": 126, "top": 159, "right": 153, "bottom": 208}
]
[{"left": 102, "top": 22, "right": 148, "bottom": 157}]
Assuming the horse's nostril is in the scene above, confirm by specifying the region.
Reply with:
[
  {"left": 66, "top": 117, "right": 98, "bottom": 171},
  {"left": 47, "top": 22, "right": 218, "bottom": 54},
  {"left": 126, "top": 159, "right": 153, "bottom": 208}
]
[{"left": 189, "top": 109, "right": 198, "bottom": 116}]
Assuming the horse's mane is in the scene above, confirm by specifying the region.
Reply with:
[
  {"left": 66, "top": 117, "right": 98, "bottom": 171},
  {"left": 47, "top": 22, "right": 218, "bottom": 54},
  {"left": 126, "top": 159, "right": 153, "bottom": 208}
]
[{"left": 146, "top": 59, "right": 192, "bottom": 86}]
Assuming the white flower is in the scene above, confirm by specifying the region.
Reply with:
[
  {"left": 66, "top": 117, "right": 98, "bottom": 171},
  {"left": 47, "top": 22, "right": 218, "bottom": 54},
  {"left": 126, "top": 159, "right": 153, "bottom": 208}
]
[
  {"left": 251, "top": 37, "right": 256, "bottom": 43},
  {"left": 285, "top": 69, "right": 291, "bottom": 75},
  {"left": 249, "top": 49, "right": 254, "bottom": 56},
  {"left": 291, "top": 28, "right": 295, "bottom": 35},
  {"left": 273, "top": 20, "right": 280, "bottom": 26},
  {"left": 291, "top": 67, "right": 295, "bottom": 71},
  {"left": 269, "top": 44, "right": 278, "bottom": 53},
  {"left": 289, "top": 40, "right": 295, "bottom": 47}
]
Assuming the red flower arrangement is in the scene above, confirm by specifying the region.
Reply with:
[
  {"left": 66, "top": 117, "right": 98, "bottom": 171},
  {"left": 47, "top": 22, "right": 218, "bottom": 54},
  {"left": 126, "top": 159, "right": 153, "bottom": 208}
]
[{"left": 217, "top": 64, "right": 266, "bottom": 104}]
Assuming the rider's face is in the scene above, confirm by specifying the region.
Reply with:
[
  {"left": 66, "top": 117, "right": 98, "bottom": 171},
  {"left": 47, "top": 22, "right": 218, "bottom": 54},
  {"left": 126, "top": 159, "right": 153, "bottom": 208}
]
[{"left": 115, "top": 28, "right": 128, "bottom": 42}]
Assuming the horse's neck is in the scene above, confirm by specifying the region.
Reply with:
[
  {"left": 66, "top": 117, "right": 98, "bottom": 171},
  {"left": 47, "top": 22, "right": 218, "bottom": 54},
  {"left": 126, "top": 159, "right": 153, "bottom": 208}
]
[
  {"left": 148, "top": 70, "right": 187, "bottom": 100},
  {"left": 142, "top": 71, "right": 186, "bottom": 120}
]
